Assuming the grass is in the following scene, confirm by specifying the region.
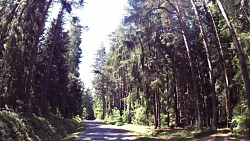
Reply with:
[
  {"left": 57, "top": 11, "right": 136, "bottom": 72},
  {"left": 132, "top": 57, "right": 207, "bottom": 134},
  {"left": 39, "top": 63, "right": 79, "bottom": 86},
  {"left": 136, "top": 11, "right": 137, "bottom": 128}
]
[
  {"left": 62, "top": 121, "right": 85, "bottom": 141},
  {"left": 114, "top": 123, "right": 248, "bottom": 141},
  {"left": 85, "top": 119, "right": 250, "bottom": 140},
  {"left": 0, "top": 110, "right": 85, "bottom": 141}
]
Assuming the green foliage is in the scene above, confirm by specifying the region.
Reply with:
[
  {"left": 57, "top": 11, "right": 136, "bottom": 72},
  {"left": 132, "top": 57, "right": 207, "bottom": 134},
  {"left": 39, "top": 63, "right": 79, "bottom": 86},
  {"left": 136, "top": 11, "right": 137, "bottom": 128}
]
[
  {"left": 232, "top": 100, "right": 250, "bottom": 133},
  {"left": 0, "top": 0, "right": 84, "bottom": 117},
  {"left": 81, "top": 107, "right": 87, "bottom": 119},
  {"left": 122, "top": 109, "right": 132, "bottom": 124},
  {"left": 232, "top": 114, "right": 249, "bottom": 133},
  {"left": 0, "top": 111, "right": 84, "bottom": 141},
  {"left": 104, "top": 108, "right": 123, "bottom": 126},
  {"left": 82, "top": 89, "right": 95, "bottom": 120},
  {"left": 94, "top": 107, "right": 102, "bottom": 120},
  {"left": 132, "top": 105, "right": 147, "bottom": 125}
]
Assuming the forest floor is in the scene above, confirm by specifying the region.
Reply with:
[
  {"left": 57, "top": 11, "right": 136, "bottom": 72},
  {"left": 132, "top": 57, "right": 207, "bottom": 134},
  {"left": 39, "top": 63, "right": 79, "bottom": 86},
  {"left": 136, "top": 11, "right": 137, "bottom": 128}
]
[{"left": 119, "top": 124, "right": 250, "bottom": 141}]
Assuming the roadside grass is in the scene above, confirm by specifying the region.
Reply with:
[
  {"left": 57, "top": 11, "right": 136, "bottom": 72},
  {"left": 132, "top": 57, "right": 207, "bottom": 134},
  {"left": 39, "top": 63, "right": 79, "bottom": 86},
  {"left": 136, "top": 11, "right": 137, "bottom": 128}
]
[
  {"left": 118, "top": 123, "right": 240, "bottom": 141},
  {"left": 62, "top": 119, "right": 85, "bottom": 141},
  {"left": 95, "top": 119, "right": 249, "bottom": 140},
  {"left": 102, "top": 117, "right": 124, "bottom": 126},
  {"left": 0, "top": 110, "right": 84, "bottom": 141},
  {"left": 120, "top": 124, "right": 154, "bottom": 137}
]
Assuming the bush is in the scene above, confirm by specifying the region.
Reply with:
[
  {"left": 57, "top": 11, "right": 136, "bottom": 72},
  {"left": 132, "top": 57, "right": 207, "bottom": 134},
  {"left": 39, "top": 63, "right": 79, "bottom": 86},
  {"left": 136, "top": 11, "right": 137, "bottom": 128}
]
[
  {"left": 94, "top": 107, "right": 103, "bottom": 120},
  {"left": 132, "top": 106, "right": 147, "bottom": 125},
  {"left": 232, "top": 100, "right": 250, "bottom": 133},
  {"left": 104, "top": 108, "right": 123, "bottom": 125},
  {"left": 232, "top": 114, "right": 249, "bottom": 133}
]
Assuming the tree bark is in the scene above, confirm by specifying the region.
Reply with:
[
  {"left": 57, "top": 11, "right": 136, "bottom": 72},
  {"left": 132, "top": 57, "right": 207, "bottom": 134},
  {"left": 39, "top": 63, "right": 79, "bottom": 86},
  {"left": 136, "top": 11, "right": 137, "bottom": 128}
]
[
  {"left": 101, "top": 79, "right": 106, "bottom": 120},
  {"left": 191, "top": 0, "right": 217, "bottom": 129},
  {"left": 173, "top": 48, "right": 180, "bottom": 126},
  {"left": 169, "top": 0, "right": 203, "bottom": 129},
  {"left": 24, "top": 0, "right": 53, "bottom": 115},
  {"left": 42, "top": 6, "right": 65, "bottom": 116},
  {"left": 157, "top": 86, "right": 161, "bottom": 128},
  {"left": 204, "top": 1, "right": 232, "bottom": 128},
  {"left": 153, "top": 88, "right": 158, "bottom": 129},
  {"left": 216, "top": 0, "right": 250, "bottom": 119}
]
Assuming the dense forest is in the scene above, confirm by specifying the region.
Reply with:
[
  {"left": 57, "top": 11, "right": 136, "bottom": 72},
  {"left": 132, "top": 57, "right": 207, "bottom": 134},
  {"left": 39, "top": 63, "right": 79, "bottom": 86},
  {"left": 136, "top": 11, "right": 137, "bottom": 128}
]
[
  {"left": 1, "top": 0, "right": 250, "bottom": 136},
  {"left": 92, "top": 0, "right": 250, "bottom": 132},
  {"left": 0, "top": 0, "right": 86, "bottom": 118}
]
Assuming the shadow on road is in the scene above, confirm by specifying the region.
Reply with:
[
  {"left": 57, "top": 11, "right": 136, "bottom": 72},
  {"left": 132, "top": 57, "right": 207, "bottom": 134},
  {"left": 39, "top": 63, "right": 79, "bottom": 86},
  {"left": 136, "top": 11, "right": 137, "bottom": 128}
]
[
  {"left": 135, "top": 136, "right": 193, "bottom": 141},
  {"left": 75, "top": 120, "right": 137, "bottom": 141}
]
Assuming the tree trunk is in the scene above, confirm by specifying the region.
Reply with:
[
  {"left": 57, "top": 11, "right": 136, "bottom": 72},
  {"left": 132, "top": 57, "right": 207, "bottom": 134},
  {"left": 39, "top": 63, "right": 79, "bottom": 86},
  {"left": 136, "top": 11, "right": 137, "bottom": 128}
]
[
  {"left": 119, "top": 71, "right": 124, "bottom": 117},
  {"left": 101, "top": 87, "right": 106, "bottom": 120},
  {"left": 173, "top": 50, "right": 180, "bottom": 126},
  {"left": 169, "top": 0, "right": 203, "bottom": 129},
  {"left": 153, "top": 88, "right": 158, "bottom": 129},
  {"left": 24, "top": 0, "right": 53, "bottom": 115},
  {"left": 191, "top": 0, "right": 217, "bottom": 129},
  {"left": 204, "top": 1, "right": 232, "bottom": 128},
  {"left": 157, "top": 86, "right": 161, "bottom": 129},
  {"left": 216, "top": 0, "right": 250, "bottom": 119},
  {"left": 42, "top": 6, "right": 65, "bottom": 116}
]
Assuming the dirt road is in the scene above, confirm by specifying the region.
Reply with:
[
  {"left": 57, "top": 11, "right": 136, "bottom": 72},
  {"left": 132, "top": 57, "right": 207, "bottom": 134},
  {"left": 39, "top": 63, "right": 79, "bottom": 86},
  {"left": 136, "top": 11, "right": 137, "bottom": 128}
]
[{"left": 75, "top": 120, "right": 137, "bottom": 141}]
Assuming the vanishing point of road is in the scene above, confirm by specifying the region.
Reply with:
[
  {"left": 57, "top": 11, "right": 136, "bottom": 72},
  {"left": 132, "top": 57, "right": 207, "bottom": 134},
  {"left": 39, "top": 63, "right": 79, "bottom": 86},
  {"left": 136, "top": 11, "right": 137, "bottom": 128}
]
[{"left": 75, "top": 120, "right": 138, "bottom": 141}]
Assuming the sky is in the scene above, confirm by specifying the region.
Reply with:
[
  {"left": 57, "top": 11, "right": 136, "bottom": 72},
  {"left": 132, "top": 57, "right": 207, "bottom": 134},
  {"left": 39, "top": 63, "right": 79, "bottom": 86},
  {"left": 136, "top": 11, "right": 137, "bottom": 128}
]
[{"left": 78, "top": 0, "right": 128, "bottom": 88}]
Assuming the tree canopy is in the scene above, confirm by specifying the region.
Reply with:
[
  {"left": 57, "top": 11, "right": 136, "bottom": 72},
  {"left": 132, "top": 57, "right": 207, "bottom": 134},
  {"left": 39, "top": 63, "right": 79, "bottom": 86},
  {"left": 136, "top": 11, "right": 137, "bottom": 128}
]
[
  {"left": 92, "top": 0, "right": 250, "bottom": 132},
  {"left": 0, "top": 0, "right": 85, "bottom": 118}
]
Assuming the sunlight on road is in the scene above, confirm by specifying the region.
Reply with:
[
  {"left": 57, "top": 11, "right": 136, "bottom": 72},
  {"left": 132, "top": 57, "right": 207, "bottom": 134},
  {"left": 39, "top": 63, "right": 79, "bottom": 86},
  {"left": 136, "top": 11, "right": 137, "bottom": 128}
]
[{"left": 75, "top": 120, "right": 137, "bottom": 141}]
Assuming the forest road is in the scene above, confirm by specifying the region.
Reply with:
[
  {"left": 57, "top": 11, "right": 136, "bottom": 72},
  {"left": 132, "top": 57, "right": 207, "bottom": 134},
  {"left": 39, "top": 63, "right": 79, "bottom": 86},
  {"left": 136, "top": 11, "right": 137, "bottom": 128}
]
[{"left": 74, "top": 120, "right": 138, "bottom": 141}]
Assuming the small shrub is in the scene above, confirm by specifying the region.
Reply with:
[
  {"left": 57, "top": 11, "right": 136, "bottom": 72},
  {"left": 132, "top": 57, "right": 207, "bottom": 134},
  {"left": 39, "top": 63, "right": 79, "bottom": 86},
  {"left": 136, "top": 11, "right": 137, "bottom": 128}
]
[
  {"left": 232, "top": 100, "right": 250, "bottom": 134},
  {"left": 132, "top": 106, "right": 147, "bottom": 125},
  {"left": 104, "top": 108, "right": 123, "bottom": 125},
  {"left": 232, "top": 114, "right": 249, "bottom": 133},
  {"left": 94, "top": 107, "right": 102, "bottom": 120}
]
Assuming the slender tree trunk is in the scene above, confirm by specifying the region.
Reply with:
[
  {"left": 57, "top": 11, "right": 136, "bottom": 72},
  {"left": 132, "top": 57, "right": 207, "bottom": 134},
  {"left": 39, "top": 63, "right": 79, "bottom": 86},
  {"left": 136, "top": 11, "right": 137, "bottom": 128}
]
[
  {"left": 101, "top": 80, "right": 106, "bottom": 120},
  {"left": 216, "top": 0, "right": 250, "bottom": 118},
  {"left": 191, "top": 0, "right": 217, "bottom": 129},
  {"left": 157, "top": 86, "right": 161, "bottom": 128},
  {"left": 173, "top": 52, "right": 180, "bottom": 126},
  {"left": 153, "top": 88, "right": 158, "bottom": 129},
  {"left": 168, "top": 0, "right": 203, "bottom": 129},
  {"left": 42, "top": 6, "right": 64, "bottom": 116},
  {"left": 119, "top": 71, "right": 123, "bottom": 116},
  {"left": 24, "top": 0, "right": 53, "bottom": 115},
  {"left": 204, "top": 1, "right": 232, "bottom": 127},
  {"left": 110, "top": 89, "right": 114, "bottom": 115}
]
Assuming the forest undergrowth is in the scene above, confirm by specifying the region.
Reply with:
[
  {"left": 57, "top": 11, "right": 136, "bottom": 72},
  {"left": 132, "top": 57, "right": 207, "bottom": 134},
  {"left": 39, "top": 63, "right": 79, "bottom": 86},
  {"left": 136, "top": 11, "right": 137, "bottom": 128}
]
[{"left": 0, "top": 111, "right": 84, "bottom": 141}]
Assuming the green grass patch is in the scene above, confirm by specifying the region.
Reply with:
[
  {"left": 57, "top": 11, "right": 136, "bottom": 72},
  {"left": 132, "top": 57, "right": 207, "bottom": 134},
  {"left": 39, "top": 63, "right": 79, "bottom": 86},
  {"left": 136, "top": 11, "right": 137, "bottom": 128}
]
[
  {"left": 0, "top": 111, "right": 84, "bottom": 141},
  {"left": 120, "top": 124, "right": 154, "bottom": 136},
  {"left": 119, "top": 124, "right": 234, "bottom": 141}
]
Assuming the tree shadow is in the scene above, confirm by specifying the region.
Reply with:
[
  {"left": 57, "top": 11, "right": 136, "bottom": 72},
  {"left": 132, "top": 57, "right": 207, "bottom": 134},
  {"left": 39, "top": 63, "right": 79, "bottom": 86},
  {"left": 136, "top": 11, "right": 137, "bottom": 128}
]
[{"left": 136, "top": 136, "right": 192, "bottom": 141}]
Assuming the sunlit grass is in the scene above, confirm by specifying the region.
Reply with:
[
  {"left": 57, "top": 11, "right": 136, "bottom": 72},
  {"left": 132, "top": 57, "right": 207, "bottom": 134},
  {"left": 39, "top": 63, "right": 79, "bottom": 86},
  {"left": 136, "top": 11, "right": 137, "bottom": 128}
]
[
  {"left": 120, "top": 124, "right": 154, "bottom": 136},
  {"left": 116, "top": 124, "right": 236, "bottom": 141}
]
